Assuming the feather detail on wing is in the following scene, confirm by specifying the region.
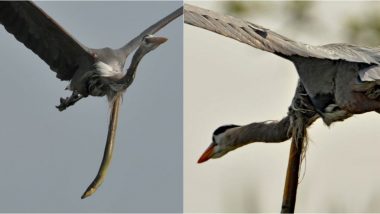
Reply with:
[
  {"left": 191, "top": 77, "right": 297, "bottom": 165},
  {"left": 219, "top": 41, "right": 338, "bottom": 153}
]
[
  {"left": 184, "top": 4, "right": 380, "bottom": 65},
  {"left": 359, "top": 65, "right": 380, "bottom": 81},
  {"left": 0, "top": 1, "right": 95, "bottom": 80}
]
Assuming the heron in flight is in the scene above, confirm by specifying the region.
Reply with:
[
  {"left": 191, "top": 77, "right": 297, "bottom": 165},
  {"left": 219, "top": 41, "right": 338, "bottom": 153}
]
[
  {"left": 184, "top": 4, "right": 380, "bottom": 161},
  {"left": 0, "top": 1, "right": 183, "bottom": 199}
]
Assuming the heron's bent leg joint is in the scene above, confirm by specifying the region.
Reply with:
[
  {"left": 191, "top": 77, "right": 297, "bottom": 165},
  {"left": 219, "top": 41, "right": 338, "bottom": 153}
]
[{"left": 56, "top": 91, "right": 84, "bottom": 111}]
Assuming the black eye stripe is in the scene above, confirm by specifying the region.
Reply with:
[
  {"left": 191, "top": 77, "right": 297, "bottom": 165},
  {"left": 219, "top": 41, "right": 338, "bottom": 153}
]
[{"left": 213, "top": 124, "right": 240, "bottom": 136}]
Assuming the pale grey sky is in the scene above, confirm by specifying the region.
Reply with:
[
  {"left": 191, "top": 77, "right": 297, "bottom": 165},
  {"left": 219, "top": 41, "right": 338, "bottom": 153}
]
[
  {"left": 0, "top": 1, "right": 182, "bottom": 212},
  {"left": 185, "top": 1, "right": 380, "bottom": 213}
]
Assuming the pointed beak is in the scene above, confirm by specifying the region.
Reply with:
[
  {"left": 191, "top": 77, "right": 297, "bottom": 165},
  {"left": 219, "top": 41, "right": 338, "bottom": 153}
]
[
  {"left": 145, "top": 36, "right": 168, "bottom": 45},
  {"left": 197, "top": 142, "right": 217, "bottom": 164}
]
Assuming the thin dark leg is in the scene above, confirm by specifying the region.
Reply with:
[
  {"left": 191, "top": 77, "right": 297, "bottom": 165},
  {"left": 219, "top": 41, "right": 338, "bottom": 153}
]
[
  {"left": 281, "top": 134, "right": 304, "bottom": 213},
  {"left": 81, "top": 95, "right": 121, "bottom": 199},
  {"left": 281, "top": 81, "right": 318, "bottom": 213}
]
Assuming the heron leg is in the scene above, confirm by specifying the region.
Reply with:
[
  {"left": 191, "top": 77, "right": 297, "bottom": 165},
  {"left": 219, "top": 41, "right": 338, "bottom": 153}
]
[
  {"left": 56, "top": 91, "right": 83, "bottom": 111},
  {"left": 81, "top": 95, "right": 121, "bottom": 199}
]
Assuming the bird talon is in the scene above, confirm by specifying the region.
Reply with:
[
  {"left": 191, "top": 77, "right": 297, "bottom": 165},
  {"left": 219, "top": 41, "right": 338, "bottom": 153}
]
[
  {"left": 324, "top": 104, "right": 339, "bottom": 113},
  {"left": 56, "top": 92, "right": 83, "bottom": 111},
  {"left": 56, "top": 98, "right": 69, "bottom": 111}
]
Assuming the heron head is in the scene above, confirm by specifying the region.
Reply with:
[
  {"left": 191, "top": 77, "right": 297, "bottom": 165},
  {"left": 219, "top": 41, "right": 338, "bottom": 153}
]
[
  {"left": 128, "top": 34, "right": 168, "bottom": 70},
  {"left": 141, "top": 34, "right": 168, "bottom": 53},
  {"left": 198, "top": 124, "right": 241, "bottom": 163}
]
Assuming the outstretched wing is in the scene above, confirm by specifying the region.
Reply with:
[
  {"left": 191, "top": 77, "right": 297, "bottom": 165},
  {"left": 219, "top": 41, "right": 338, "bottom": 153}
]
[
  {"left": 184, "top": 4, "right": 380, "bottom": 65},
  {"left": 0, "top": 1, "right": 95, "bottom": 80},
  {"left": 119, "top": 6, "right": 183, "bottom": 56}
]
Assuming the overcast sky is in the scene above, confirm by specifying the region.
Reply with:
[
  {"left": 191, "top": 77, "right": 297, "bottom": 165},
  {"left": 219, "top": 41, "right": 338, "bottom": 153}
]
[{"left": 0, "top": 1, "right": 182, "bottom": 212}]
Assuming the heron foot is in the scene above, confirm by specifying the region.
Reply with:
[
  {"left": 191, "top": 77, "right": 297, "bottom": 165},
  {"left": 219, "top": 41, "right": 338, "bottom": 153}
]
[
  {"left": 321, "top": 104, "right": 352, "bottom": 126},
  {"left": 324, "top": 104, "right": 339, "bottom": 113},
  {"left": 56, "top": 91, "right": 83, "bottom": 111},
  {"left": 366, "top": 88, "right": 380, "bottom": 100}
]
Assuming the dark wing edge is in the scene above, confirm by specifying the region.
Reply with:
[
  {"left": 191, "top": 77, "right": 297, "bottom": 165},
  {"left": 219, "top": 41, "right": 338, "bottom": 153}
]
[
  {"left": 119, "top": 6, "right": 183, "bottom": 56},
  {"left": 184, "top": 4, "right": 380, "bottom": 65},
  {"left": 0, "top": 1, "right": 95, "bottom": 80}
]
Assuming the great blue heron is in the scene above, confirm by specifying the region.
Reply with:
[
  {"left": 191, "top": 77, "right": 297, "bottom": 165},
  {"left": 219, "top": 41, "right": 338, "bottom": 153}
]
[
  {"left": 0, "top": 1, "right": 182, "bottom": 199},
  {"left": 185, "top": 3, "right": 380, "bottom": 212}
]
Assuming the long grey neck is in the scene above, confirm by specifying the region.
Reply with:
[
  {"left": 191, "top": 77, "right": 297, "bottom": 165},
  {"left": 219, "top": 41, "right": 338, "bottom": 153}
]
[
  {"left": 234, "top": 116, "right": 292, "bottom": 146},
  {"left": 118, "top": 47, "right": 146, "bottom": 89},
  {"left": 127, "top": 48, "right": 145, "bottom": 75}
]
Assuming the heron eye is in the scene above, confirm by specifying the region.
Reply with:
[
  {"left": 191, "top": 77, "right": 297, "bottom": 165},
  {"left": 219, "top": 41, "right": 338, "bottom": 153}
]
[
  {"left": 142, "top": 35, "right": 149, "bottom": 41},
  {"left": 143, "top": 34, "right": 153, "bottom": 40}
]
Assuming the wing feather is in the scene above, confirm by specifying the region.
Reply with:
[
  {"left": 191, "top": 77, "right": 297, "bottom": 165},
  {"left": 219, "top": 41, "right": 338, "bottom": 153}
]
[
  {"left": 184, "top": 4, "right": 380, "bottom": 65},
  {"left": 0, "top": 1, "right": 95, "bottom": 80}
]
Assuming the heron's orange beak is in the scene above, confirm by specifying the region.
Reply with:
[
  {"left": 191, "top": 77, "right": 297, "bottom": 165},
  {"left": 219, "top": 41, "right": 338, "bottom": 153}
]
[
  {"left": 197, "top": 142, "right": 216, "bottom": 164},
  {"left": 146, "top": 36, "right": 168, "bottom": 45}
]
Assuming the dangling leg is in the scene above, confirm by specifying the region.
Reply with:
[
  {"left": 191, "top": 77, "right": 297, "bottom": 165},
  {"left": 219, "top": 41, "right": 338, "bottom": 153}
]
[
  {"left": 56, "top": 91, "right": 84, "bottom": 111},
  {"left": 81, "top": 95, "right": 122, "bottom": 199}
]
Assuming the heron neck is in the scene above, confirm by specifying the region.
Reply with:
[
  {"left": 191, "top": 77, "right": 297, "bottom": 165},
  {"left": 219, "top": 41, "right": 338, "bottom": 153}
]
[
  {"left": 234, "top": 116, "right": 292, "bottom": 146},
  {"left": 129, "top": 48, "right": 146, "bottom": 72},
  {"left": 119, "top": 48, "right": 146, "bottom": 87}
]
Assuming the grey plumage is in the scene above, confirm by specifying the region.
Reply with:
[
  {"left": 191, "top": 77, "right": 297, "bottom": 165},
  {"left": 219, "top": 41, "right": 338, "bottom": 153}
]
[
  {"left": 186, "top": 4, "right": 380, "bottom": 161},
  {"left": 0, "top": 1, "right": 183, "bottom": 198},
  {"left": 185, "top": 4, "right": 380, "bottom": 64},
  {"left": 185, "top": 4, "right": 380, "bottom": 126},
  {"left": 186, "top": 4, "right": 380, "bottom": 211},
  {"left": 0, "top": 1, "right": 93, "bottom": 80},
  {"left": 198, "top": 82, "right": 318, "bottom": 162},
  {"left": 0, "top": 1, "right": 182, "bottom": 102}
]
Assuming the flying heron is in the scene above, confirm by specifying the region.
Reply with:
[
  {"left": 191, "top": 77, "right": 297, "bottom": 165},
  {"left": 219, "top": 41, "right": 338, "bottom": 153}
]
[
  {"left": 185, "top": 3, "right": 380, "bottom": 212},
  {"left": 0, "top": 1, "right": 183, "bottom": 199}
]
